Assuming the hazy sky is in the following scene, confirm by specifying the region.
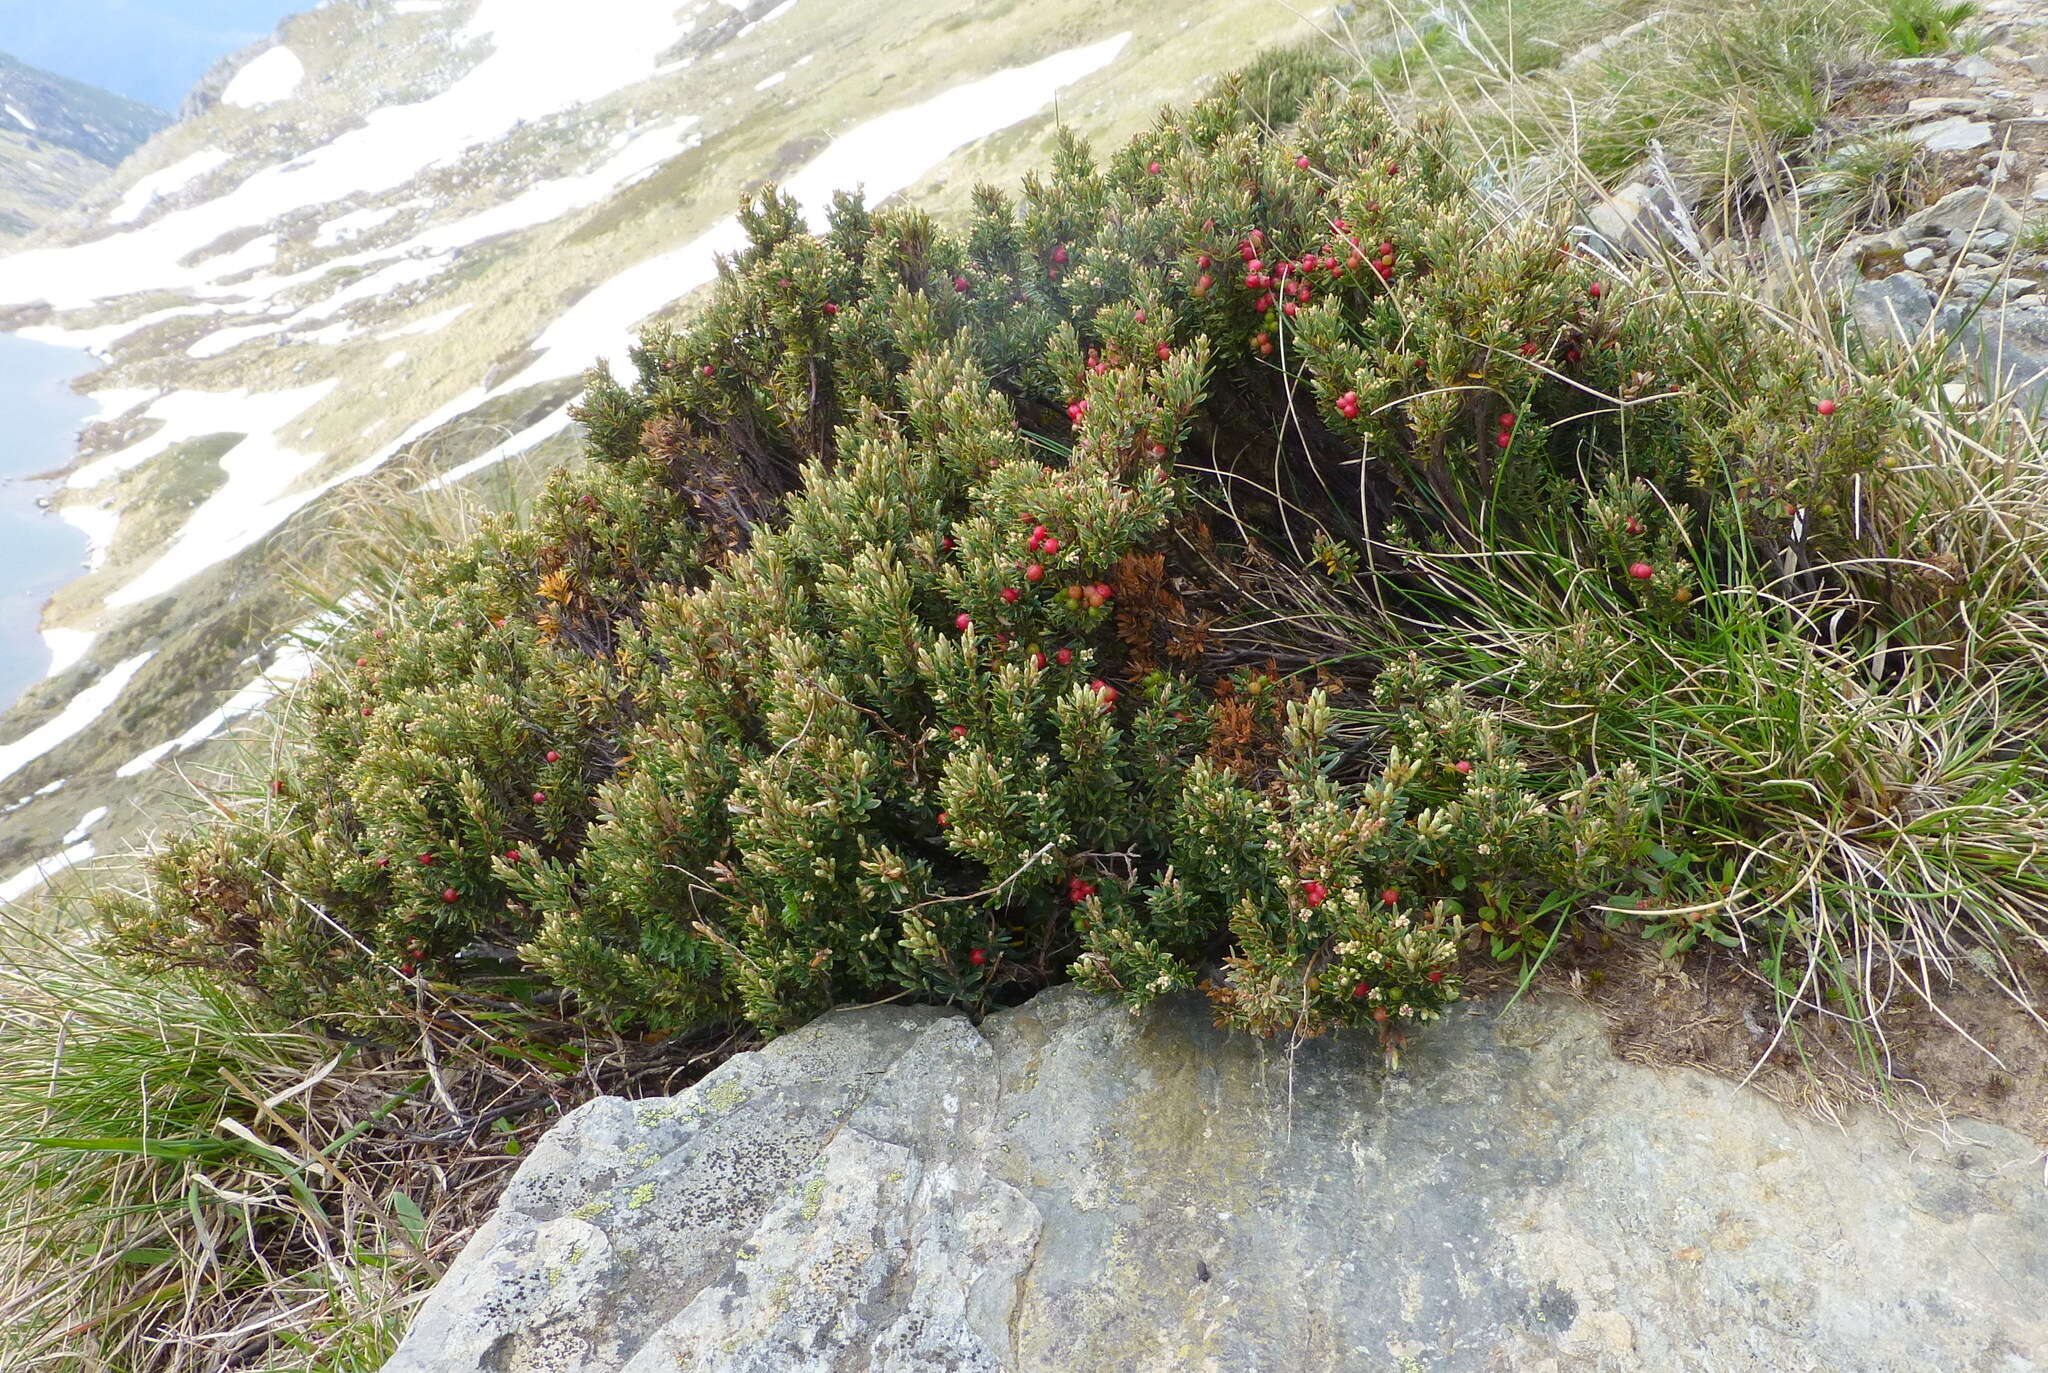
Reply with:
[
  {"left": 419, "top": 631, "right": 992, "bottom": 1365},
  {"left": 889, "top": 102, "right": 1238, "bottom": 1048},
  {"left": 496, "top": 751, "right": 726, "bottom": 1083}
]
[{"left": 0, "top": 1, "right": 307, "bottom": 111}]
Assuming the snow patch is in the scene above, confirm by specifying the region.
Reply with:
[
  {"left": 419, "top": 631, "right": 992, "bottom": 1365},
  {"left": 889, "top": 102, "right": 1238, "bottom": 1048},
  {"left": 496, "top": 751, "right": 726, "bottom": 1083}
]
[
  {"left": 116, "top": 638, "right": 323, "bottom": 778},
  {"left": 0, "top": 841, "right": 94, "bottom": 905},
  {"left": 313, "top": 203, "right": 404, "bottom": 248},
  {"left": 42, "top": 628, "right": 96, "bottom": 678},
  {"left": 107, "top": 381, "right": 341, "bottom": 607},
  {"left": 421, "top": 404, "right": 576, "bottom": 490},
  {"left": 111, "top": 149, "right": 233, "bottom": 225},
  {"left": 221, "top": 47, "right": 306, "bottom": 108},
  {"left": 0, "top": 0, "right": 701, "bottom": 311},
  {"left": 57, "top": 501, "right": 118, "bottom": 572},
  {"left": 384, "top": 349, "right": 410, "bottom": 369},
  {"left": 738, "top": 0, "right": 797, "bottom": 38},
  {"left": 68, "top": 383, "right": 335, "bottom": 491},
  {"left": 0, "top": 651, "right": 155, "bottom": 787},
  {"left": 5, "top": 103, "right": 36, "bottom": 131},
  {"left": 62, "top": 806, "right": 109, "bottom": 845},
  {"left": 382, "top": 303, "right": 472, "bottom": 338},
  {"left": 503, "top": 33, "right": 1132, "bottom": 391},
  {"left": 754, "top": 71, "right": 787, "bottom": 92}
]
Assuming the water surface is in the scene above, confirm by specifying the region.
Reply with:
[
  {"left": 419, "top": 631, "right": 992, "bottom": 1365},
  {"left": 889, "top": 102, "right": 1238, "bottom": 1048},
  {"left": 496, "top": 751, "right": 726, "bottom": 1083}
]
[{"left": 0, "top": 332, "right": 96, "bottom": 711}]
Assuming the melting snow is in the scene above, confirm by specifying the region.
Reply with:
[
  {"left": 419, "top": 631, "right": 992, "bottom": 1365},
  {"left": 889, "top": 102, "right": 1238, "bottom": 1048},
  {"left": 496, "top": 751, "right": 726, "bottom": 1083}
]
[
  {"left": 0, "top": 652, "right": 155, "bottom": 787},
  {"left": 107, "top": 382, "right": 341, "bottom": 607},
  {"left": 381, "top": 303, "right": 472, "bottom": 338},
  {"left": 755, "top": 71, "right": 787, "bottom": 92},
  {"left": 57, "top": 502, "right": 118, "bottom": 572},
  {"left": 41, "top": 628, "right": 96, "bottom": 678},
  {"left": 0, "top": 840, "right": 94, "bottom": 904},
  {"left": 738, "top": 0, "right": 798, "bottom": 39},
  {"left": 110, "top": 149, "right": 233, "bottom": 225},
  {"left": 221, "top": 47, "right": 307, "bottom": 108},
  {"left": 62, "top": 806, "right": 109, "bottom": 844},
  {"left": 68, "top": 383, "right": 335, "bottom": 491},
  {"left": 313, "top": 203, "right": 405, "bottom": 248},
  {"left": 4, "top": 103, "right": 35, "bottom": 131},
  {"left": 116, "top": 637, "right": 323, "bottom": 778},
  {"left": 0, "top": 0, "right": 702, "bottom": 311},
  {"left": 501, "top": 33, "right": 1132, "bottom": 394}
]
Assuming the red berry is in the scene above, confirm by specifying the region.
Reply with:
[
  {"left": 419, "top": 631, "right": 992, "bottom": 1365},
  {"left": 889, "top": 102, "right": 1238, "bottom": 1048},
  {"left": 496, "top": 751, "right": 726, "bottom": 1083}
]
[
  {"left": 954, "top": 276, "right": 971, "bottom": 293},
  {"left": 1816, "top": 398, "right": 1837, "bottom": 416},
  {"left": 951, "top": 725, "right": 968, "bottom": 739},
  {"left": 1498, "top": 413, "right": 1515, "bottom": 429},
  {"left": 700, "top": 364, "right": 714, "bottom": 377},
  {"left": 936, "top": 811, "right": 950, "bottom": 827},
  {"left": 1455, "top": 760, "right": 1473, "bottom": 775},
  {"left": 1032, "top": 651, "right": 1047, "bottom": 669},
  {"left": 1025, "top": 563, "right": 1044, "bottom": 582},
  {"left": 356, "top": 656, "right": 369, "bottom": 667},
  {"left": 1001, "top": 587, "right": 1020, "bottom": 604},
  {"left": 969, "top": 947, "right": 988, "bottom": 965},
  {"left": 533, "top": 791, "right": 548, "bottom": 804},
  {"left": 1381, "top": 888, "right": 1399, "bottom": 905},
  {"left": 418, "top": 854, "right": 433, "bottom": 865},
  {"left": 1352, "top": 982, "right": 1370, "bottom": 999},
  {"left": 1386, "top": 162, "right": 1399, "bottom": 175},
  {"left": 1295, "top": 154, "right": 1311, "bottom": 169},
  {"left": 1282, "top": 301, "right": 1297, "bottom": 317},
  {"left": 1495, "top": 432, "right": 1511, "bottom": 448},
  {"left": 376, "top": 856, "right": 390, "bottom": 868},
  {"left": 505, "top": 849, "right": 521, "bottom": 862},
  {"left": 1624, "top": 516, "right": 1643, "bottom": 535},
  {"left": 1628, "top": 562, "right": 1655, "bottom": 580},
  {"left": 1148, "top": 160, "right": 1162, "bottom": 174},
  {"left": 1197, "top": 254, "right": 1212, "bottom": 268},
  {"left": 822, "top": 302, "right": 838, "bottom": 316},
  {"left": 545, "top": 750, "right": 560, "bottom": 763},
  {"left": 1052, "top": 246, "right": 1069, "bottom": 265},
  {"left": 1194, "top": 273, "right": 1213, "bottom": 296},
  {"left": 1055, "top": 648, "right": 1073, "bottom": 666},
  {"left": 1040, "top": 536, "right": 1060, "bottom": 556},
  {"left": 441, "top": 887, "right": 459, "bottom": 903},
  {"left": 401, "top": 962, "right": 416, "bottom": 976},
  {"left": 1588, "top": 281, "right": 1603, "bottom": 299},
  {"left": 362, "top": 705, "right": 374, "bottom": 716},
  {"left": 1428, "top": 968, "right": 1445, "bottom": 983},
  {"left": 956, "top": 613, "right": 973, "bottom": 631},
  {"left": 1302, "top": 879, "right": 1328, "bottom": 907},
  {"left": 1157, "top": 343, "right": 1171, "bottom": 360}
]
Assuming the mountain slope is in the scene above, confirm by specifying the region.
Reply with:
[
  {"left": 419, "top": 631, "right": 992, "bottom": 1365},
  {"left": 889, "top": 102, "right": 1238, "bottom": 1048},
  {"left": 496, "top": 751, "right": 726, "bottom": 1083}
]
[
  {"left": 0, "top": 0, "right": 1326, "bottom": 893},
  {"left": 0, "top": 50, "right": 168, "bottom": 238}
]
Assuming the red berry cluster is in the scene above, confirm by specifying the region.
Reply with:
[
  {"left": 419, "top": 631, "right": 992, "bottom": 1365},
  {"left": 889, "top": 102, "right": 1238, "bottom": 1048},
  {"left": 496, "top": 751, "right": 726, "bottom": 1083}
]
[
  {"left": 1068, "top": 875, "right": 1098, "bottom": 902},
  {"left": 1301, "top": 878, "right": 1329, "bottom": 907},
  {"left": 1334, "top": 390, "right": 1360, "bottom": 421},
  {"left": 1062, "top": 581, "right": 1115, "bottom": 611},
  {"left": 1494, "top": 410, "right": 1515, "bottom": 450}
]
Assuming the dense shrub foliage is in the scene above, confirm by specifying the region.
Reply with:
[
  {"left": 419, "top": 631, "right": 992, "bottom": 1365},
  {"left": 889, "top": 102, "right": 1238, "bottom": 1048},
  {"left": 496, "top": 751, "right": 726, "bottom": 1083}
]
[{"left": 100, "top": 63, "right": 2041, "bottom": 1047}]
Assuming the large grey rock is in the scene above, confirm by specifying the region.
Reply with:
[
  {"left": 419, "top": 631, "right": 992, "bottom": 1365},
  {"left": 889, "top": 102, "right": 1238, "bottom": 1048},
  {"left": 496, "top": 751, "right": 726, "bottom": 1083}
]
[
  {"left": 384, "top": 989, "right": 2048, "bottom": 1373},
  {"left": 1851, "top": 271, "right": 1938, "bottom": 345},
  {"left": 1903, "top": 185, "right": 2023, "bottom": 244}
]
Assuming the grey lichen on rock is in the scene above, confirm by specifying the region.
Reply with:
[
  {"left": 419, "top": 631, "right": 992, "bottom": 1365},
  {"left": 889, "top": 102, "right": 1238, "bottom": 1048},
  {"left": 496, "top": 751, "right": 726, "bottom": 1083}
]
[{"left": 382, "top": 988, "right": 2048, "bottom": 1372}]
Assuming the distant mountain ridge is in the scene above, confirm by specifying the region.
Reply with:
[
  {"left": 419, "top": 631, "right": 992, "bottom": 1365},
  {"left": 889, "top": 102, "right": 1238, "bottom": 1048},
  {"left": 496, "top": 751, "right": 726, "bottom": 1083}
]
[{"left": 0, "top": 49, "right": 168, "bottom": 239}]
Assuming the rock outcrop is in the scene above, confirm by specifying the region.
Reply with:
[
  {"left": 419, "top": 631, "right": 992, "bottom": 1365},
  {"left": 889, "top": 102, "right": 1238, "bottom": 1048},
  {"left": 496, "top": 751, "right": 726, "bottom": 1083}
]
[{"left": 383, "top": 987, "right": 2048, "bottom": 1373}]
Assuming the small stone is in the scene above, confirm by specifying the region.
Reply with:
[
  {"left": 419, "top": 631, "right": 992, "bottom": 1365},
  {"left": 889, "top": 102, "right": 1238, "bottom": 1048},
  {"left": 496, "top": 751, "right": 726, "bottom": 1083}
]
[
  {"left": 1907, "top": 117, "right": 1995, "bottom": 152},
  {"left": 1955, "top": 54, "right": 1999, "bottom": 80},
  {"left": 1903, "top": 247, "right": 1937, "bottom": 270},
  {"left": 1906, "top": 96, "right": 1992, "bottom": 116}
]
